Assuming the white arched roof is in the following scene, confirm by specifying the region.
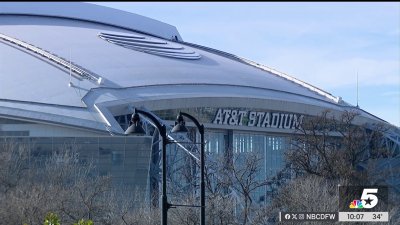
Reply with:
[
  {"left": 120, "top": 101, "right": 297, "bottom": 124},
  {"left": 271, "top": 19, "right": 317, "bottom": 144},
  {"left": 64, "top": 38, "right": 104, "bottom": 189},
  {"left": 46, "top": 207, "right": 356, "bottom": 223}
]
[{"left": 0, "top": 2, "right": 388, "bottom": 134}]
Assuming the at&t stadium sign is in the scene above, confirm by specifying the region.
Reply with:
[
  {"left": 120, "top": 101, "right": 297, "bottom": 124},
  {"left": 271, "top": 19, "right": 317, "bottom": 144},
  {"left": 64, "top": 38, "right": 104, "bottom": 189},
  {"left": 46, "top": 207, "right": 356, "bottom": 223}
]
[{"left": 212, "top": 108, "right": 304, "bottom": 130}]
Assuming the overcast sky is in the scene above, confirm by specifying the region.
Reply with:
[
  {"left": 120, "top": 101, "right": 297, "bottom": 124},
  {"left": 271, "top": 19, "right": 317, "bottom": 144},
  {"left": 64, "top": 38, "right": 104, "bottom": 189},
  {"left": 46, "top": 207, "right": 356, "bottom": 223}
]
[{"left": 92, "top": 2, "right": 400, "bottom": 127}]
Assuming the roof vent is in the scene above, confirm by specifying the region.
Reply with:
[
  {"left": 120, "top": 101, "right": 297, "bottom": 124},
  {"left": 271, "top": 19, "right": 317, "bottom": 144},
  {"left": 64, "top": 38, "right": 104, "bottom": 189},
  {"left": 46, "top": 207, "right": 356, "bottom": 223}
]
[{"left": 98, "top": 32, "right": 201, "bottom": 60}]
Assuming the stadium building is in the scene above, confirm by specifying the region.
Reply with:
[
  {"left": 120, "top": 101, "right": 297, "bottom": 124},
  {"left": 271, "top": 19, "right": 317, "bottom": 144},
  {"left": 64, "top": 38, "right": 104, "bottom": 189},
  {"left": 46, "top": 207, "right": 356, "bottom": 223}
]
[{"left": 1, "top": 2, "right": 399, "bottom": 202}]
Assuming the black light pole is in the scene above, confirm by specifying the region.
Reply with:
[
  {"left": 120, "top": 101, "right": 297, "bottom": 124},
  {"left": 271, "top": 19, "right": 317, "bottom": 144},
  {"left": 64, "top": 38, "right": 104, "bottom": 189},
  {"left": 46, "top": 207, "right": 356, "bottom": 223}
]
[
  {"left": 171, "top": 112, "right": 205, "bottom": 225},
  {"left": 124, "top": 108, "right": 169, "bottom": 225}
]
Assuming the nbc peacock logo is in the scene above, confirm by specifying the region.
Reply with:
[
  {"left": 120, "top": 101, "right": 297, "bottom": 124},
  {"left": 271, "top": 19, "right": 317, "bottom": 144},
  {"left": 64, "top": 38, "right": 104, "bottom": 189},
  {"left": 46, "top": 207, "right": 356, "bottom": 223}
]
[{"left": 349, "top": 200, "right": 364, "bottom": 209}]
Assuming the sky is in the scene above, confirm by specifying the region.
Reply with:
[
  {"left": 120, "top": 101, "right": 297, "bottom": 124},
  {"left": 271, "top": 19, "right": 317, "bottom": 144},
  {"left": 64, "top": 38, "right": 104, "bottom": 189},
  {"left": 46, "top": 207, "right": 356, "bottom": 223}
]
[{"left": 92, "top": 2, "right": 400, "bottom": 127}]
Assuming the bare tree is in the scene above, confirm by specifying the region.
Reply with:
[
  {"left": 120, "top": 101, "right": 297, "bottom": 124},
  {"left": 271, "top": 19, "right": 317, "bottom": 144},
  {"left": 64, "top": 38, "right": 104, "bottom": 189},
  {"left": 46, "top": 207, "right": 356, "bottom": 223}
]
[
  {"left": 227, "top": 152, "right": 268, "bottom": 225},
  {"left": 0, "top": 139, "right": 29, "bottom": 194},
  {"left": 266, "top": 175, "right": 344, "bottom": 225},
  {"left": 286, "top": 110, "right": 392, "bottom": 181},
  {"left": 104, "top": 187, "right": 160, "bottom": 225},
  {"left": 200, "top": 150, "right": 270, "bottom": 225},
  {"left": 275, "top": 110, "right": 399, "bottom": 224},
  {"left": 0, "top": 140, "right": 118, "bottom": 224},
  {"left": 206, "top": 194, "right": 238, "bottom": 225}
]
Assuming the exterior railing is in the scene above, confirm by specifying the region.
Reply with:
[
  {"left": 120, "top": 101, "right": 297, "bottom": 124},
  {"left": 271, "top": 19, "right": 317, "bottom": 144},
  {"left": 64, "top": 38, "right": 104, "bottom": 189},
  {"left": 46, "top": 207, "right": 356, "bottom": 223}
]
[{"left": 0, "top": 33, "right": 102, "bottom": 85}]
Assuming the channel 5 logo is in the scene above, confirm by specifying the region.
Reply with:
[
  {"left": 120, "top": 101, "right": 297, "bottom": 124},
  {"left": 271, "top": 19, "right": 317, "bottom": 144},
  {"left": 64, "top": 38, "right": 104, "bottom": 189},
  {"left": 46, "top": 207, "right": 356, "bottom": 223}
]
[
  {"left": 339, "top": 186, "right": 388, "bottom": 212},
  {"left": 349, "top": 188, "right": 378, "bottom": 209}
]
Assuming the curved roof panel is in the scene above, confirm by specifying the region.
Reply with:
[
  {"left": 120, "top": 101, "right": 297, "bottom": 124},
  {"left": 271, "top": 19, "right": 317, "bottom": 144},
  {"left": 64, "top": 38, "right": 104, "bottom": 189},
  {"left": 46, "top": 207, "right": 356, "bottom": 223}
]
[
  {"left": 0, "top": 15, "right": 337, "bottom": 106},
  {"left": 0, "top": 2, "right": 182, "bottom": 41}
]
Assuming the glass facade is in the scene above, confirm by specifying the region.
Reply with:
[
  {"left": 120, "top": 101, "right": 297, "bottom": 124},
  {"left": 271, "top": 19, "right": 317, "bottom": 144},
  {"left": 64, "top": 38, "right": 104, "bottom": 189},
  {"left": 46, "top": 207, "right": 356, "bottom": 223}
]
[
  {"left": 205, "top": 131, "right": 227, "bottom": 154},
  {"left": 115, "top": 108, "right": 292, "bottom": 205},
  {"left": 153, "top": 107, "right": 216, "bottom": 124},
  {"left": 0, "top": 117, "right": 31, "bottom": 136},
  {"left": 232, "top": 133, "right": 287, "bottom": 205},
  {"left": 185, "top": 129, "right": 289, "bottom": 205},
  {"left": 0, "top": 136, "right": 152, "bottom": 191},
  {"left": 265, "top": 136, "right": 286, "bottom": 179},
  {"left": 0, "top": 108, "right": 293, "bottom": 207}
]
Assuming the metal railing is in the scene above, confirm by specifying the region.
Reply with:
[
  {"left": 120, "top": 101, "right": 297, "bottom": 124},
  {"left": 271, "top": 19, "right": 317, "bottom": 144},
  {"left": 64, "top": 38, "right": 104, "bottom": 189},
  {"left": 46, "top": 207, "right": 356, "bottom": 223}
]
[
  {"left": 0, "top": 33, "right": 102, "bottom": 84},
  {"left": 239, "top": 57, "right": 341, "bottom": 103}
]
